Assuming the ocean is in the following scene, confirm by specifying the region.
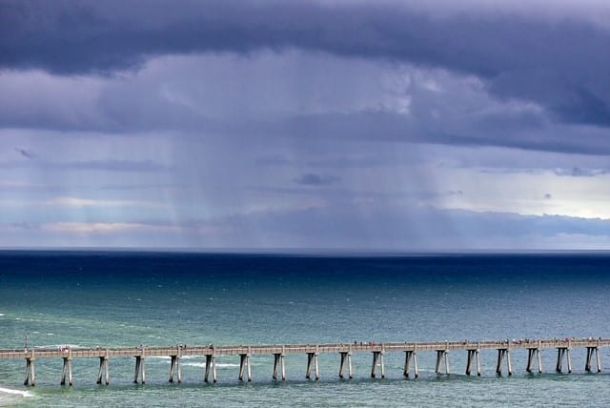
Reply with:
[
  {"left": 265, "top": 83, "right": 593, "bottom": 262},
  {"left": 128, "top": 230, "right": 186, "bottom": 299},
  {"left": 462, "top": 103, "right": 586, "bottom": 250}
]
[{"left": 1, "top": 251, "right": 610, "bottom": 407}]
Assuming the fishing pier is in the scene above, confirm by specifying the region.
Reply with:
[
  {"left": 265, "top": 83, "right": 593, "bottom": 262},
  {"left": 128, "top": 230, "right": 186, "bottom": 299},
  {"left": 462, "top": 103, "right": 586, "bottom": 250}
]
[{"left": 0, "top": 338, "right": 607, "bottom": 386}]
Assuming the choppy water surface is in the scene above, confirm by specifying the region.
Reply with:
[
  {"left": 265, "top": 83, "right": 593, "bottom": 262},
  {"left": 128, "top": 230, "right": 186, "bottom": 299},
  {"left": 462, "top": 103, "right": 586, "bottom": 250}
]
[{"left": 1, "top": 251, "right": 610, "bottom": 407}]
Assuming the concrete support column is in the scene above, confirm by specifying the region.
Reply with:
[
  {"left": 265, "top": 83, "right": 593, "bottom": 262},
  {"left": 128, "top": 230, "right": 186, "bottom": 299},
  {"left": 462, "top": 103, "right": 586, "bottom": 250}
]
[
  {"left": 24, "top": 357, "right": 36, "bottom": 387},
  {"left": 526, "top": 348, "right": 543, "bottom": 374},
  {"left": 403, "top": 350, "right": 418, "bottom": 379},
  {"left": 496, "top": 349, "right": 512, "bottom": 376},
  {"left": 134, "top": 355, "right": 146, "bottom": 384},
  {"left": 596, "top": 347, "right": 603, "bottom": 372},
  {"left": 169, "top": 354, "right": 182, "bottom": 383},
  {"left": 97, "top": 354, "right": 110, "bottom": 385},
  {"left": 371, "top": 351, "right": 385, "bottom": 379},
  {"left": 282, "top": 346, "right": 287, "bottom": 380},
  {"left": 60, "top": 356, "right": 73, "bottom": 386},
  {"left": 315, "top": 347, "right": 320, "bottom": 380},
  {"left": 248, "top": 347, "right": 253, "bottom": 381},
  {"left": 586, "top": 347, "right": 602, "bottom": 373},
  {"left": 466, "top": 349, "right": 480, "bottom": 376},
  {"left": 204, "top": 354, "right": 217, "bottom": 383},
  {"left": 239, "top": 353, "right": 252, "bottom": 382},
  {"left": 435, "top": 350, "right": 450, "bottom": 375},
  {"left": 273, "top": 353, "right": 280, "bottom": 381},
  {"left": 556, "top": 347, "right": 572, "bottom": 373},
  {"left": 339, "top": 351, "right": 352, "bottom": 379},
  {"left": 347, "top": 351, "right": 353, "bottom": 379},
  {"left": 371, "top": 351, "right": 377, "bottom": 378},
  {"left": 273, "top": 353, "right": 286, "bottom": 381},
  {"left": 496, "top": 349, "right": 503, "bottom": 376},
  {"left": 306, "top": 352, "right": 320, "bottom": 380}
]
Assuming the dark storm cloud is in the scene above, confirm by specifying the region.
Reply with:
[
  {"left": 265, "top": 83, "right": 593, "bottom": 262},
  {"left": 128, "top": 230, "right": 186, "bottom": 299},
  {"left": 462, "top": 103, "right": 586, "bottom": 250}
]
[
  {"left": 2, "top": 0, "right": 610, "bottom": 126},
  {"left": 252, "top": 111, "right": 610, "bottom": 156}
]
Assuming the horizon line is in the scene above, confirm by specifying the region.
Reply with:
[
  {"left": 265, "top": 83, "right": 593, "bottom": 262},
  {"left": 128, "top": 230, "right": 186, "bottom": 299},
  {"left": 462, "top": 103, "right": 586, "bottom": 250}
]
[{"left": 1, "top": 247, "right": 610, "bottom": 257}]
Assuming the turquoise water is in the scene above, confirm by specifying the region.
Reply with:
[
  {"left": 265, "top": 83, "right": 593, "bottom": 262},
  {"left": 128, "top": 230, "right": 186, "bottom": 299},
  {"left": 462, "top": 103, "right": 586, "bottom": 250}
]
[{"left": 1, "top": 251, "right": 610, "bottom": 406}]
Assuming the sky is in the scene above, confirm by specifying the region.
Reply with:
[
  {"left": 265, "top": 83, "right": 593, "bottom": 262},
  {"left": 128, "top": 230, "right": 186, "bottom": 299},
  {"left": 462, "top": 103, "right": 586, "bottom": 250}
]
[{"left": 1, "top": 0, "right": 610, "bottom": 250}]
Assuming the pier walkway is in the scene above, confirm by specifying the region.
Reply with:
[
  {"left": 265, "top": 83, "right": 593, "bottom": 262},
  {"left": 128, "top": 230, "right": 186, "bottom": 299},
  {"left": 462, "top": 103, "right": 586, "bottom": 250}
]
[{"left": 1, "top": 338, "right": 608, "bottom": 386}]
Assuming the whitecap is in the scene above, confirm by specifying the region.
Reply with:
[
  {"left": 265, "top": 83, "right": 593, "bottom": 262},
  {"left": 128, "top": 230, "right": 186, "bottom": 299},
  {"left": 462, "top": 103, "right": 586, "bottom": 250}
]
[
  {"left": 216, "top": 363, "right": 244, "bottom": 368},
  {"left": 35, "top": 344, "right": 84, "bottom": 349},
  {"left": 0, "top": 386, "right": 33, "bottom": 398},
  {"left": 182, "top": 362, "right": 205, "bottom": 368},
  {"left": 183, "top": 362, "right": 240, "bottom": 368}
]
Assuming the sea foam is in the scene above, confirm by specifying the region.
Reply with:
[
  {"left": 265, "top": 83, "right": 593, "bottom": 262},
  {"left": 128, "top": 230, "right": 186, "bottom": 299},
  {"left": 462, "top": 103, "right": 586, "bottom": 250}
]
[
  {"left": 182, "top": 362, "right": 240, "bottom": 368},
  {"left": 0, "top": 386, "right": 33, "bottom": 398}
]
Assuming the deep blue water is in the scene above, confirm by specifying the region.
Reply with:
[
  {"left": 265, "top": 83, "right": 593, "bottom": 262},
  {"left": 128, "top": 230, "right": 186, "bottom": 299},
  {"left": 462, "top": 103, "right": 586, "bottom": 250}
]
[{"left": 1, "top": 251, "right": 610, "bottom": 406}]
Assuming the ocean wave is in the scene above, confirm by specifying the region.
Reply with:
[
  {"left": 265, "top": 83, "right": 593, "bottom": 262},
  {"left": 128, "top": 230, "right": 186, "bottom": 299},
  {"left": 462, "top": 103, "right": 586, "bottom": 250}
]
[
  {"left": 34, "top": 344, "right": 84, "bottom": 349},
  {"left": 0, "top": 386, "right": 33, "bottom": 398},
  {"left": 182, "top": 362, "right": 240, "bottom": 368}
]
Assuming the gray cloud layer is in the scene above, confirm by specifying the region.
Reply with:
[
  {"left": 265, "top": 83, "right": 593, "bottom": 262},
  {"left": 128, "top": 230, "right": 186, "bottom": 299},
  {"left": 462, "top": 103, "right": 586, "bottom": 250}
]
[
  {"left": 3, "top": 206, "right": 610, "bottom": 250},
  {"left": 2, "top": 1, "right": 610, "bottom": 249},
  {"left": 2, "top": 0, "right": 610, "bottom": 126}
]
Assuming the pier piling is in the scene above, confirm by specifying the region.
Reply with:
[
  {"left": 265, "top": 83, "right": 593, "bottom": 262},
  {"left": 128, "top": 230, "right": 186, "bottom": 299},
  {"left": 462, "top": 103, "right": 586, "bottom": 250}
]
[
  {"left": 466, "top": 349, "right": 481, "bottom": 376},
  {"left": 555, "top": 347, "right": 572, "bottom": 373},
  {"left": 526, "top": 348, "right": 543, "bottom": 374},
  {"left": 339, "top": 351, "right": 353, "bottom": 379},
  {"left": 24, "top": 356, "right": 36, "bottom": 387},
  {"left": 273, "top": 352, "right": 286, "bottom": 381},
  {"left": 134, "top": 355, "right": 146, "bottom": 384},
  {"left": 495, "top": 349, "right": 512, "bottom": 376},
  {"left": 306, "top": 351, "right": 320, "bottom": 380},
  {"left": 435, "top": 350, "right": 450, "bottom": 375},
  {"left": 204, "top": 354, "right": 217, "bottom": 383},
  {"left": 97, "top": 353, "right": 110, "bottom": 385},
  {"left": 403, "top": 350, "right": 418, "bottom": 378},
  {"left": 169, "top": 354, "right": 182, "bottom": 384},
  {"left": 239, "top": 353, "right": 252, "bottom": 382},
  {"left": 60, "top": 355, "right": 73, "bottom": 386},
  {"left": 585, "top": 346, "right": 602, "bottom": 373},
  {"left": 371, "top": 350, "right": 385, "bottom": 379}
]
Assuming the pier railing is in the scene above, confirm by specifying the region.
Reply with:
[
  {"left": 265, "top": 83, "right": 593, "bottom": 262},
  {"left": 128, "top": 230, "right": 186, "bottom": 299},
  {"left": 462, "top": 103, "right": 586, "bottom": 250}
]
[{"left": 1, "top": 338, "right": 607, "bottom": 386}]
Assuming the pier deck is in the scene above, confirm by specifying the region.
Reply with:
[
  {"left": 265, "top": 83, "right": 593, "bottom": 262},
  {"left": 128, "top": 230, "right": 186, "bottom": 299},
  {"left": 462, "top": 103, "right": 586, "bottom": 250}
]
[
  {"left": 1, "top": 338, "right": 607, "bottom": 386},
  {"left": 3, "top": 338, "right": 608, "bottom": 360}
]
